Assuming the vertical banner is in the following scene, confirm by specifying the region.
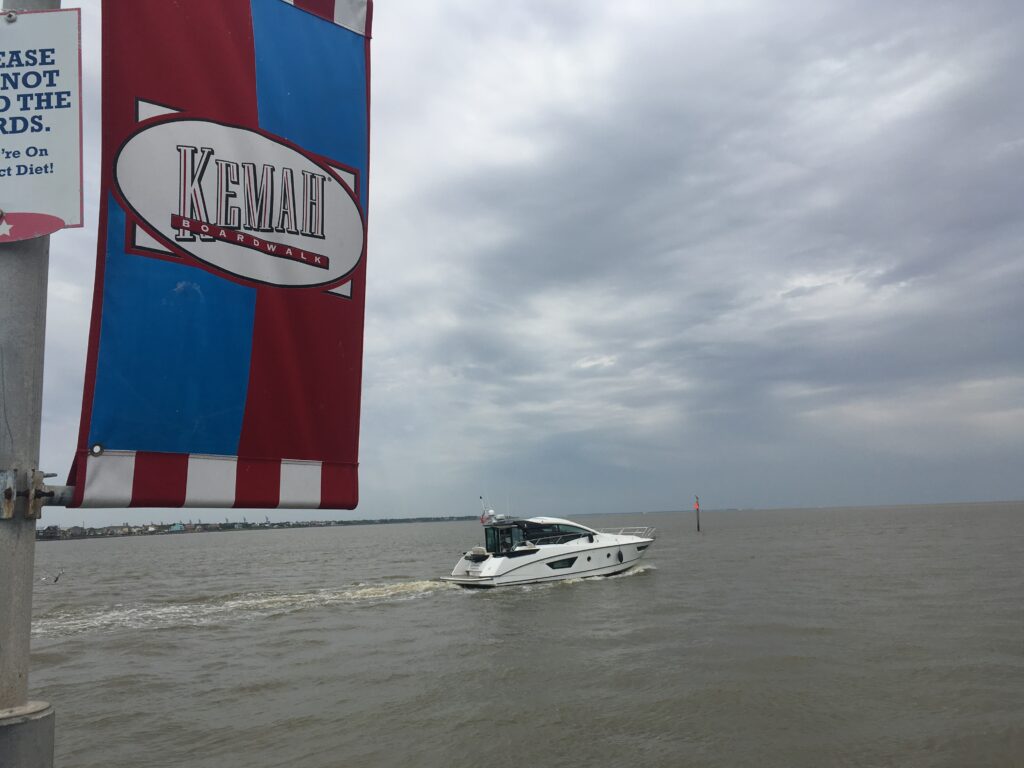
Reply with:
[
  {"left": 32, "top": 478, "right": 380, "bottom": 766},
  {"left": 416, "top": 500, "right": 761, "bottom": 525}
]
[
  {"left": 69, "top": 0, "right": 372, "bottom": 508},
  {"left": 0, "top": 8, "right": 83, "bottom": 241}
]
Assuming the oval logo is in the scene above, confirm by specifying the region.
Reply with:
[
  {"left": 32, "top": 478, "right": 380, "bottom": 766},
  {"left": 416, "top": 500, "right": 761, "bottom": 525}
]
[{"left": 115, "top": 118, "right": 364, "bottom": 288}]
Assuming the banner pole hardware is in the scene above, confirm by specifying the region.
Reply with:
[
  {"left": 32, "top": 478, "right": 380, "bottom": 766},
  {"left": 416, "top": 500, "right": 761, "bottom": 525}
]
[{"left": 1, "top": 470, "right": 73, "bottom": 518}]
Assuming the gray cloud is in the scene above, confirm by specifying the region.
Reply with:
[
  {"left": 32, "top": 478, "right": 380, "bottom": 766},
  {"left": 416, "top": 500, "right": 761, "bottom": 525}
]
[{"left": 39, "top": 0, "right": 1024, "bottom": 526}]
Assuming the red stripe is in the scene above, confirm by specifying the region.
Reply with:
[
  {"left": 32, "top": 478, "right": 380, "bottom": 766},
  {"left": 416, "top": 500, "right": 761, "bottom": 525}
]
[
  {"left": 131, "top": 452, "right": 189, "bottom": 506},
  {"left": 293, "top": 0, "right": 335, "bottom": 23},
  {"left": 234, "top": 458, "right": 281, "bottom": 508},
  {"left": 320, "top": 462, "right": 358, "bottom": 508},
  {"left": 69, "top": 192, "right": 113, "bottom": 501},
  {"left": 67, "top": 454, "right": 84, "bottom": 507},
  {"left": 294, "top": 0, "right": 372, "bottom": 35},
  {"left": 237, "top": 285, "right": 364, "bottom": 465}
]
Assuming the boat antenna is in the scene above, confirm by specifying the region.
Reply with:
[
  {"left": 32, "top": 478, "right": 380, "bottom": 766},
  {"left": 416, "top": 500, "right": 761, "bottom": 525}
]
[{"left": 478, "top": 495, "right": 496, "bottom": 525}]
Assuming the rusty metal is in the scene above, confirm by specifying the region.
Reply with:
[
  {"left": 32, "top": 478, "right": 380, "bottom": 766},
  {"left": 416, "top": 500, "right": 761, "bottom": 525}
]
[{"left": 0, "top": 470, "right": 15, "bottom": 520}]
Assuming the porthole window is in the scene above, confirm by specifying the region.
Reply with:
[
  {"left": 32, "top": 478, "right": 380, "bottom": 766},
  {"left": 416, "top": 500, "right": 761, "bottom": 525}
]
[{"left": 606, "top": 553, "right": 611, "bottom": 558}]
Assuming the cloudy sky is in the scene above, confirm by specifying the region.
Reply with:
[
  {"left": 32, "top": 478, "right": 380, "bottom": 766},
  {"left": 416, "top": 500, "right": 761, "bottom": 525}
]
[{"left": 39, "top": 1, "right": 1024, "bottom": 526}]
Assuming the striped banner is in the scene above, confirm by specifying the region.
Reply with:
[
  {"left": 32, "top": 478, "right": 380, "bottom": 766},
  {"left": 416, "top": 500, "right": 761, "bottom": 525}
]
[
  {"left": 69, "top": 0, "right": 371, "bottom": 509},
  {"left": 80, "top": 452, "right": 353, "bottom": 509}
]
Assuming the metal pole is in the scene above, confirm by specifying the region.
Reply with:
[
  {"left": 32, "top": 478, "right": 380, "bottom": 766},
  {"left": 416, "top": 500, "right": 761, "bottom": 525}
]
[
  {"left": 0, "top": 236, "right": 49, "bottom": 708},
  {"left": 0, "top": 3, "right": 60, "bottom": 766}
]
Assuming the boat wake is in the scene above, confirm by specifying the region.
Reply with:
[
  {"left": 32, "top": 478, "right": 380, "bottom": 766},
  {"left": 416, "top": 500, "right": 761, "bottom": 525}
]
[
  {"left": 606, "top": 563, "right": 657, "bottom": 579},
  {"left": 32, "top": 580, "right": 449, "bottom": 638}
]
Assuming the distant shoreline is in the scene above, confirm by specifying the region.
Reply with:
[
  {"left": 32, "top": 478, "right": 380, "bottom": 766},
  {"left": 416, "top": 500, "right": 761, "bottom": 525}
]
[
  {"left": 37, "top": 499, "right": 1023, "bottom": 542},
  {"left": 36, "top": 516, "right": 478, "bottom": 542}
]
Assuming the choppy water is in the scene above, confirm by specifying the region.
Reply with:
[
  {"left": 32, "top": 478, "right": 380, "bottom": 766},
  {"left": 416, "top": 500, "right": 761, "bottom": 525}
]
[{"left": 31, "top": 503, "right": 1024, "bottom": 768}]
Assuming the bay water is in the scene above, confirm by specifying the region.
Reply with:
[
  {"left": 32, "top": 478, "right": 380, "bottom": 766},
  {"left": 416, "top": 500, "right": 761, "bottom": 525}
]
[{"left": 30, "top": 502, "right": 1024, "bottom": 767}]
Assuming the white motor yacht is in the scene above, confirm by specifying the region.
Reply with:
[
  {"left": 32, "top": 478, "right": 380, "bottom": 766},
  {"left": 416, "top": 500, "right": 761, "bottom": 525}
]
[{"left": 440, "top": 512, "right": 656, "bottom": 588}]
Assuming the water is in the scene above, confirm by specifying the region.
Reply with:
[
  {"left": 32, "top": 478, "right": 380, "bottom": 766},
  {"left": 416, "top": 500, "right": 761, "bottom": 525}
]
[{"left": 30, "top": 503, "right": 1024, "bottom": 767}]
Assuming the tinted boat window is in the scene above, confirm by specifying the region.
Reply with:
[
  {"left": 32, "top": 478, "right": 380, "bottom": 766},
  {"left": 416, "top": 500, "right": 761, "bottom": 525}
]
[
  {"left": 485, "top": 526, "right": 523, "bottom": 554},
  {"left": 547, "top": 557, "right": 578, "bottom": 570},
  {"left": 485, "top": 527, "right": 499, "bottom": 554},
  {"left": 521, "top": 523, "right": 591, "bottom": 544},
  {"left": 522, "top": 524, "right": 559, "bottom": 542}
]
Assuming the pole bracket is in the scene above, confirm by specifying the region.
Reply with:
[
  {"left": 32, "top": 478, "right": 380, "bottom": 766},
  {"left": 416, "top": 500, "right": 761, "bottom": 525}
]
[
  {"left": 27, "top": 469, "right": 46, "bottom": 518},
  {"left": 0, "top": 468, "right": 64, "bottom": 519}
]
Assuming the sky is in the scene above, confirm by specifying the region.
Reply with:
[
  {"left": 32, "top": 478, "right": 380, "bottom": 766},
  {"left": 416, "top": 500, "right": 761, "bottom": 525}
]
[{"left": 36, "top": 0, "right": 1024, "bottom": 526}]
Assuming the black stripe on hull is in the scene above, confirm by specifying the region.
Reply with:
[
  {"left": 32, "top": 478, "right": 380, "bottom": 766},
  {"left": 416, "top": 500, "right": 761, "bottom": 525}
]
[{"left": 443, "top": 560, "right": 644, "bottom": 589}]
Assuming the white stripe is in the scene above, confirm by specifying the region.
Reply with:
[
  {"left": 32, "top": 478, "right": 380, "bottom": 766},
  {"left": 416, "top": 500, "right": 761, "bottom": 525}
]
[
  {"left": 326, "top": 162, "right": 357, "bottom": 301},
  {"left": 278, "top": 0, "right": 368, "bottom": 36},
  {"left": 82, "top": 451, "right": 136, "bottom": 507},
  {"left": 136, "top": 98, "right": 181, "bottom": 122},
  {"left": 327, "top": 281, "right": 352, "bottom": 298},
  {"left": 132, "top": 226, "right": 172, "bottom": 255},
  {"left": 333, "top": 0, "right": 368, "bottom": 36},
  {"left": 329, "top": 165, "right": 357, "bottom": 192},
  {"left": 279, "top": 460, "right": 322, "bottom": 508},
  {"left": 185, "top": 455, "right": 238, "bottom": 507}
]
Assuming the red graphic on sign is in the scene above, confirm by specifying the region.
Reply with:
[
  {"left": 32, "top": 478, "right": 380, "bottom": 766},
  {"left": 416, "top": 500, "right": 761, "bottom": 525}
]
[{"left": 170, "top": 214, "right": 330, "bottom": 269}]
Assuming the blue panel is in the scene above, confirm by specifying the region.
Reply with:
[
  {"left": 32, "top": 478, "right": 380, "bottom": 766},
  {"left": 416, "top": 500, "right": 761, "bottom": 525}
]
[
  {"left": 88, "top": 198, "right": 257, "bottom": 455},
  {"left": 250, "top": 0, "right": 369, "bottom": 209}
]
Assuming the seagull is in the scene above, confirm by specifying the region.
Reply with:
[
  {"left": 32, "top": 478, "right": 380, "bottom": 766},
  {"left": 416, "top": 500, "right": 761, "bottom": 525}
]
[{"left": 39, "top": 568, "right": 65, "bottom": 584}]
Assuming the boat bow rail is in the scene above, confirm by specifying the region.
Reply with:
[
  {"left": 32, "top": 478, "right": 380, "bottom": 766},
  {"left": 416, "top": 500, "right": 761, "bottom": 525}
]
[{"left": 597, "top": 526, "right": 656, "bottom": 539}]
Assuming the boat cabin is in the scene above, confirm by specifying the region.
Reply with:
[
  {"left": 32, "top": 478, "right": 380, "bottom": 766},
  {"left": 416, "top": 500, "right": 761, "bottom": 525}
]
[{"left": 484, "top": 520, "right": 596, "bottom": 555}]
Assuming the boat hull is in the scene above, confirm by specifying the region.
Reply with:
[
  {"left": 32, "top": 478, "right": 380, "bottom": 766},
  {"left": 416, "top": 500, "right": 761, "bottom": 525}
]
[{"left": 441, "top": 535, "right": 654, "bottom": 588}]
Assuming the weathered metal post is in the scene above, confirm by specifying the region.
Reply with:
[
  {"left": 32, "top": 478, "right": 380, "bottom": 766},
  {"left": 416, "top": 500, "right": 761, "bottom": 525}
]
[{"left": 0, "top": 3, "right": 59, "bottom": 766}]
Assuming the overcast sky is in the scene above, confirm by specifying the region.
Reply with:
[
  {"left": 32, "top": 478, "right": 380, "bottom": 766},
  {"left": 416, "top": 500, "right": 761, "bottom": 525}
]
[{"left": 40, "top": 1, "right": 1024, "bottom": 526}]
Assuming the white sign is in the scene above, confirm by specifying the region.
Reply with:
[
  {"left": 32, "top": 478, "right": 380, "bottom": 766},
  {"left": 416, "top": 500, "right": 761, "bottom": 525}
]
[{"left": 0, "top": 8, "right": 82, "bottom": 242}]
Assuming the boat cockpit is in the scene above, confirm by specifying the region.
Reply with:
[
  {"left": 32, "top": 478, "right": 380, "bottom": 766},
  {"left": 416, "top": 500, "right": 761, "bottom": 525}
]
[{"left": 484, "top": 520, "right": 597, "bottom": 556}]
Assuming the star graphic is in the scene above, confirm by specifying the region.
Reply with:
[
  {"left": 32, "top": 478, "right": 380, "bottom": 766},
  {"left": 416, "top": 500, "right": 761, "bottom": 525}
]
[{"left": 0, "top": 220, "right": 12, "bottom": 238}]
